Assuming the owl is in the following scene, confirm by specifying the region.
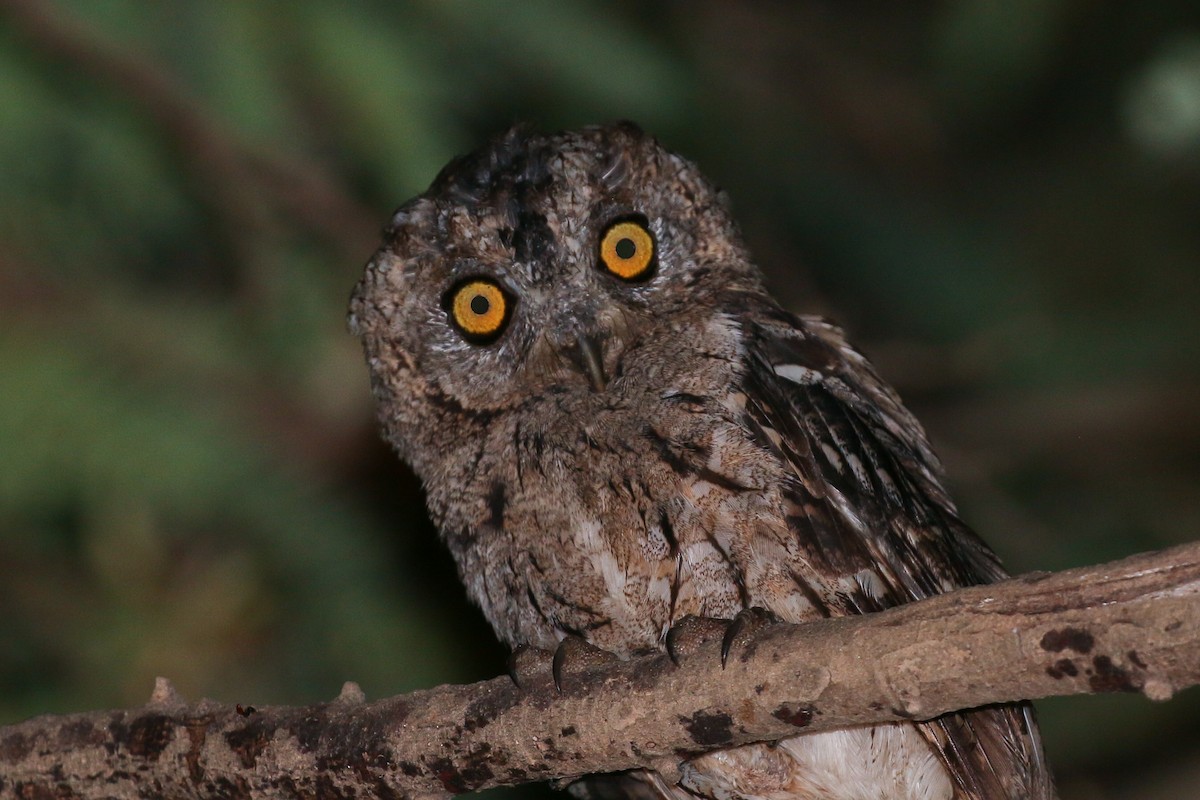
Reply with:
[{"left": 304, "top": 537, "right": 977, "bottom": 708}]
[{"left": 349, "top": 123, "right": 1054, "bottom": 800}]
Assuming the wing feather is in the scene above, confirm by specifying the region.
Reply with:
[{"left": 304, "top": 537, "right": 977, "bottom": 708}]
[{"left": 738, "top": 301, "right": 1054, "bottom": 800}]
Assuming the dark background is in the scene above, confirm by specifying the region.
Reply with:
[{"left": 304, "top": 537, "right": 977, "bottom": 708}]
[{"left": 1, "top": 2, "right": 1198, "bottom": 797}]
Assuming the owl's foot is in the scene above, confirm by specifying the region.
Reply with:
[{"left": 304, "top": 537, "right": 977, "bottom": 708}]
[
  {"left": 721, "top": 607, "right": 781, "bottom": 668},
  {"left": 552, "top": 635, "right": 620, "bottom": 693},
  {"left": 664, "top": 615, "right": 728, "bottom": 666},
  {"left": 507, "top": 644, "right": 554, "bottom": 690}
]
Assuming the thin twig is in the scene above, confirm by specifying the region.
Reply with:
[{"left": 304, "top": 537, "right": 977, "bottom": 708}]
[{"left": 0, "top": 0, "right": 379, "bottom": 266}]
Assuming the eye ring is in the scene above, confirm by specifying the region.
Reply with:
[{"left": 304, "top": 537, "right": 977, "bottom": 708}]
[
  {"left": 599, "top": 218, "right": 655, "bottom": 281},
  {"left": 446, "top": 278, "right": 511, "bottom": 342}
]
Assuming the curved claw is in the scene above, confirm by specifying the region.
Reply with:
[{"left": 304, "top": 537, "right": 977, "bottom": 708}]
[
  {"left": 664, "top": 615, "right": 728, "bottom": 666},
  {"left": 552, "top": 635, "right": 619, "bottom": 693},
  {"left": 507, "top": 644, "right": 554, "bottom": 690},
  {"left": 720, "top": 607, "right": 780, "bottom": 669}
]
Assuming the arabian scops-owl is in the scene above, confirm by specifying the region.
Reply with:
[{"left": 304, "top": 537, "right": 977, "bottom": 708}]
[{"left": 349, "top": 124, "right": 1054, "bottom": 800}]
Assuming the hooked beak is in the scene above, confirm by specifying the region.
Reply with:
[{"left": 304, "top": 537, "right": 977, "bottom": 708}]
[{"left": 574, "top": 334, "right": 608, "bottom": 392}]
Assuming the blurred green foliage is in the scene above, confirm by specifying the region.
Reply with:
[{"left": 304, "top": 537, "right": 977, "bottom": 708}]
[{"left": 1, "top": 2, "right": 1198, "bottom": 798}]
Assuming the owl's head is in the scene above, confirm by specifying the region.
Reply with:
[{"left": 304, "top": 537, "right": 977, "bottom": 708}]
[{"left": 349, "top": 124, "right": 762, "bottom": 470}]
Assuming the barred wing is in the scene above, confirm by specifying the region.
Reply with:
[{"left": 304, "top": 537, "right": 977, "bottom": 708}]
[{"left": 739, "top": 302, "right": 1054, "bottom": 800}]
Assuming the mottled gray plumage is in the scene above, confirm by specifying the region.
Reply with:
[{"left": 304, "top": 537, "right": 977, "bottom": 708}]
[{"left": 349, "top": 123, "right": 1054, "bottom": 800}]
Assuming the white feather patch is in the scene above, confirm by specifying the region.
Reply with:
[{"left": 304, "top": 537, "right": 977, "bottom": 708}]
[{"left": 774, "top": 363, "right": 823, "bottom": 385}]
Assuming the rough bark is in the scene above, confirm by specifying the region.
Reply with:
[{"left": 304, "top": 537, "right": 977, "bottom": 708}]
[{"left": 3, "top": 542, "right": 1199, "bottom": 800}]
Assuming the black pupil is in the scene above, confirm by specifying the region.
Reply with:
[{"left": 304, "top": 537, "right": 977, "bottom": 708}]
[
  {"left": 470, "top": 294, "right": 491, "bottom": 316},
  {"left": 615, "top": 237, "right": 637, "bottom": 260}
]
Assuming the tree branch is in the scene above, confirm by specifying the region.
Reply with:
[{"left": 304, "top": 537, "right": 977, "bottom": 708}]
[{"left": 3, "top": 542, "right": 1199, "bottom": 799}]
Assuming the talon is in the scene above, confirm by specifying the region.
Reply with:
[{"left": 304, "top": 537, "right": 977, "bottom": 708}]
[
  {"left": 507, "top": 644, "right": 554, "bottom": 690},
  {"left": 552, "top": 635, "right": 619, "bottom": 693},
  {"left": 721, "top": 607, "right": 779, "bottom": 669},
  {"left": 664, "top": 615, "right": 727, "bottom": 666}
]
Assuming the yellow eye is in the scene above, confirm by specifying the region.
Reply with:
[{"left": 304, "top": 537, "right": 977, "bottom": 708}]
[
  {"left": 449, "top": 279, "right": 509, "bottom": 341},
  {"left": 600, "top": 219, "right": 655, "bottom": 280}
]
